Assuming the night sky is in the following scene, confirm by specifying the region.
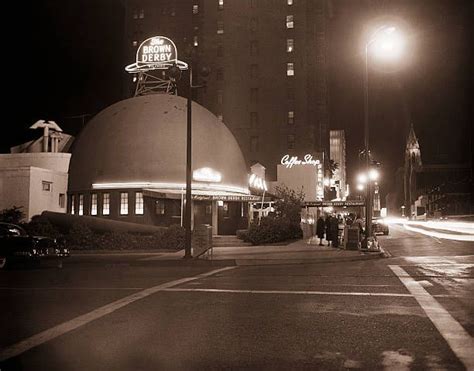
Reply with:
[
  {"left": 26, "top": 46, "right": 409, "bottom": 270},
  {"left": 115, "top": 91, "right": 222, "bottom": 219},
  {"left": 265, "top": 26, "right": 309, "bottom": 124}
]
[{"left": 3, "top": 0, "right": 472, "bottom": 202}]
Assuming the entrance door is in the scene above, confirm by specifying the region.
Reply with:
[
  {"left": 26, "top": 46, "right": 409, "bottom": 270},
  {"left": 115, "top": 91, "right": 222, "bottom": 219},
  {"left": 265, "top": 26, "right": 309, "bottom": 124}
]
[
  {"left": 193, "top": 201, "right": 212, "bottom": 228},
  {"left": 218, "top": 202, "right": 241, "bottom": 235}
]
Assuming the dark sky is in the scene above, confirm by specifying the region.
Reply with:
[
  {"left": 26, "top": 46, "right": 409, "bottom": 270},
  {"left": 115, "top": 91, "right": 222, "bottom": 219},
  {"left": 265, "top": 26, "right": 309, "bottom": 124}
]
[{"left": 3, "top": 0, "right": 472, "bottom": 201}]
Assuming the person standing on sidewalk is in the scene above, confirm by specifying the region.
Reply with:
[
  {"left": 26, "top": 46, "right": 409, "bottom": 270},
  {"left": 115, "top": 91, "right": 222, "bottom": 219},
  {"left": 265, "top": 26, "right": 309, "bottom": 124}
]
[
  {"left": 316, "top": 215, "right": 326, "bottom": 246},
  {"left": 329, "top": 215, "right": 340, "bottom": 247}
]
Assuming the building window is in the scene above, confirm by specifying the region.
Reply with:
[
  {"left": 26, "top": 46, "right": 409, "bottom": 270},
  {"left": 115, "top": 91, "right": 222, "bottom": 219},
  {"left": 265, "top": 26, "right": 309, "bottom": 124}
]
[
  {"left": 250, "top": 112, "right": 258, "bottom": 128},
  {"left": 217, "top": 68, "right": 224, "bottom": 81},
  {"left": 250, "top": 64, "right": 259, "bottom": 78},
  {"left": 287, "top": 87, "right": 295, "bottom": 100},
  {"left": 287, "top": 62, "right": 294, "bottom": 76},
  {"left": 78, "top": 194, "right": 84, "bottom": 216},
  {"left": 206, "top": 204, "right": 212, "bottom": 214},
  {"left": 139, "top": 9, "right": 144, "bottom": 19},
  {"left": 287, "top": 39, "right": 294, "bottom": 52},
  {"left": 288, "top": 134, "right": 295, "bottom": 149},
  {"left": 250, "top": 40, "right": 258, "bottom": 56},
  {"left": 286, "top": 15, "right": 294, "bottom": 29},
  {"left": 120, "top": 192, "right": 128, "bottom": 215},
  {"left": 193, "top": 4, "right": 199, "bottom": 14},
  {"left": 288, "top": 0, "right": 293, "bottom": 5},
  {"left": 91, "top": 193, "right": 98, "bottom": 215},
  {"left": 132, "top": 40, "right": 138, "bottom": 47},
  {"left": 135, "top": 192, "right": 144, "bottom": 215},
  {"left": 70, "top": 195, "right": 75, "bottom": 215},
  {"left": 217, "top": 90, "right": 223, "bottom": 105},
  {"left": 251, "top": 88, "right": 258, "bottom": 104},
  {"left": 42, "top": 181, "right": 52, "bottom": 192},
  {"left": 59, "top": 193, "right": 66, "bottom": 208},
  {"left": 132, "top": 9, "right": 138, "bottom": 19},
  {"left": 217, "top": 114, "right": 223, "bottom": 121},
  {"left": 218, "top": 0, "right": 224, "bottom": 10},
  {"left": 193, "top": 36, "right": 199, "bottom": 47},
  {"left": 250, "top": 17, "right": 258, "bottom": 32},
  {"left": 102, "top": 193, "right": 110, "bottom": 215},
  {"left": 155, "top": 200, "right": 165, "bottom": 215},
  {"left": 288, "top": 110, "right": 295, "bottom": 124},
  {"left": 250, "top": 136, "right": 259, "bottom": 152},
  {"left": 217, "top": 44, "right": 223, "bottom": 57},
  {"left": 250, "top": 0, "right": 257, "bottom": 8},
  {"left": 217, "top": 21, "right": 224, "bottom": 34}
]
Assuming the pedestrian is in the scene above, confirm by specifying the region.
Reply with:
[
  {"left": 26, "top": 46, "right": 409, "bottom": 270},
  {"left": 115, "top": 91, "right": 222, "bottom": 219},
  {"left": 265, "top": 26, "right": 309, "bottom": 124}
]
[
  {"left": 316, "top": 215, "right": 325, "bottom": 246},
  {"left": 353, "top": 214, "right": 365, "bottom": 241},
  {"left": 325, "top": 214, "right": 332, "bottom": 246},
  {"left": 329, "top": 214, "right": 339, "bottom": 247}
]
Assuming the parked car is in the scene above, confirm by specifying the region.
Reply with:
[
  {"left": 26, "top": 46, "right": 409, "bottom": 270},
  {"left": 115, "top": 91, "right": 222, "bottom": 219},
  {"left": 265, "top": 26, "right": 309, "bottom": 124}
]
[
  {"left": 0, "top": 222, "right": 70, "bottom": 269},
  {"left": 372, "top": 218, "right": 389, "bottom": 235}
]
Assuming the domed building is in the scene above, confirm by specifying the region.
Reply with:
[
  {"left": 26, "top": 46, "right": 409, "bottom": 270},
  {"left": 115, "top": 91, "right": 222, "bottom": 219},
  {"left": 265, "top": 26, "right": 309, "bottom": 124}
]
[{"left": 68, "top": 94, "right": 259, "bottom": 235}]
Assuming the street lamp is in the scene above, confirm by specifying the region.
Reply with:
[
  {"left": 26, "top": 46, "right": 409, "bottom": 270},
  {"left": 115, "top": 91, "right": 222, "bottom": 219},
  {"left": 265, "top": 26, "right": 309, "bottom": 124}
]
[
  {"left": 168, "top": 63, "right": 208, "bottom": 259},
  {"left": 363, "top": 25, "right": 403, "bottom": 247}
]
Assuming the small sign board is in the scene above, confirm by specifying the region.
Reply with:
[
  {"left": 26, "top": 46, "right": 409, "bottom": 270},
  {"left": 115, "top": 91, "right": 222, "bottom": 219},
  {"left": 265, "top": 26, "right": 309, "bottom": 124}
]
[{"left": 303, "top": 200, "right": 365, "bottom": 207}]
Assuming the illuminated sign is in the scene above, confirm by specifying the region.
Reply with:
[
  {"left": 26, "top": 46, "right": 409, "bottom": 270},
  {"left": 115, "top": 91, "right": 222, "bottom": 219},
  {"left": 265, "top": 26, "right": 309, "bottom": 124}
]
[
  {"left": 193, "top": 168, "right": 222, "bottom": 183},
  {"left": 281, "top": 154, "right": 320, "bottom": 169},
  {"left": 249, "top": 173, "right": 268, "bottom": 191},
  {"left": 125, "top": 36, "right": 188, "bottom": 73},
  {"left": 303, "top": 201, "right": 365, "bottom": 207}
]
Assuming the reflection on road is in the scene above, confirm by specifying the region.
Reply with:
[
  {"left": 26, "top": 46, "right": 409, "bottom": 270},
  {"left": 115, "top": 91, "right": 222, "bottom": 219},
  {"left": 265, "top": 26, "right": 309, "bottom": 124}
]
[{"left": 384, "top": 218, "right": 474, "bottom": 241}]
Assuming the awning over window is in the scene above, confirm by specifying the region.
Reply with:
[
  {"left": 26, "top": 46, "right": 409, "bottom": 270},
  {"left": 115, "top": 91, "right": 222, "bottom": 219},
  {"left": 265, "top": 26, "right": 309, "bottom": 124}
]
[{"left": 143, "top": 189, "right": 261, "bottom": 202}]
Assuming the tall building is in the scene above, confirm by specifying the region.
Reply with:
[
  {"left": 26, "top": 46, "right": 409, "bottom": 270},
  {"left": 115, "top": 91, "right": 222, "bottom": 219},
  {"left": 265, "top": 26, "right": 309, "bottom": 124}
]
[
  {"left": 329, "top": 130, "right": 346, "bottom": 199},
  {"left": 124, "top": 0, "right": 329, "bottom": 180}
]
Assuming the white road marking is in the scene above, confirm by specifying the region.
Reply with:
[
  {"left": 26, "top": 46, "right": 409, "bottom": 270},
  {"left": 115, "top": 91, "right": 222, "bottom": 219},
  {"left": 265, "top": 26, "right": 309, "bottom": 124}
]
[
  {"left": 164, "top": 287, "right": 413, "bottom": 297},
  {"left": 0, "top": 266, "right": 236, "bottom": 362},
  {"left": 389, "top": 265, "right": 474, "bottom": 370}
]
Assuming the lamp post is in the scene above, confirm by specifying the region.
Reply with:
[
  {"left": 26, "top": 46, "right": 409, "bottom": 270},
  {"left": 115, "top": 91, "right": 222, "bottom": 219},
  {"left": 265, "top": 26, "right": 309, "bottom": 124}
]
[{"left": 363, "top": 25, "right": 401, "bottom": 246}]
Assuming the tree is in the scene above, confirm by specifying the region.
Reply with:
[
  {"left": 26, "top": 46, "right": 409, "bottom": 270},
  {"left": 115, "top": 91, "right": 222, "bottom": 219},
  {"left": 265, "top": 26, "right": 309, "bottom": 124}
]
[
  {"left": 273, "top": 184, "right": 305, "bottom": 224},
  {"left": 0, "top": 206, "right": 25, "bottom": 224}
]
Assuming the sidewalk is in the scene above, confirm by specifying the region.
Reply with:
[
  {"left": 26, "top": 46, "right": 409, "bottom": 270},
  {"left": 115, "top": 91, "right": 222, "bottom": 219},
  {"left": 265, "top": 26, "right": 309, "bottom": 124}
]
[{"left": 142, "top": 237, "right": 387, "bottom": 266}]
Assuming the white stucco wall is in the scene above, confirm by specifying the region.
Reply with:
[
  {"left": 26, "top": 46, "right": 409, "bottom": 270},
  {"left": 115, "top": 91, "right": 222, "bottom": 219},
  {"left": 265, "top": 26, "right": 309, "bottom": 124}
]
[{"left": 0, "top": 153, "right": 71, "bottom": 220}]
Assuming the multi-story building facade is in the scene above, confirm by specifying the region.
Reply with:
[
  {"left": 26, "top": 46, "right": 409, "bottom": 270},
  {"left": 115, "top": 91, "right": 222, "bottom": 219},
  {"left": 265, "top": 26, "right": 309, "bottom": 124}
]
[
  {"left": 329, "top": 130, "right": 346, "bottom": 199},
  {"left": 124, "top": 0, "right": 329, "bottom": 180}
]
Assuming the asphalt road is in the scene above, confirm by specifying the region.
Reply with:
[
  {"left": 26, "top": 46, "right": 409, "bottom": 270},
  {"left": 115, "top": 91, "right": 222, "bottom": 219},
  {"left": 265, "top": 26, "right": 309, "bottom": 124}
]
[{"left": 1, "top": 224, "right": 473, "bottom": 370}]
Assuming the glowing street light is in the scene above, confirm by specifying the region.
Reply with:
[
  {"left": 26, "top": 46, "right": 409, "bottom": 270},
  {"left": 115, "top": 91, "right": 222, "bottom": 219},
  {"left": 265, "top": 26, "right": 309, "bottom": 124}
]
[{"left": 363, "top": 24, "right": 404, "bottom": 247}]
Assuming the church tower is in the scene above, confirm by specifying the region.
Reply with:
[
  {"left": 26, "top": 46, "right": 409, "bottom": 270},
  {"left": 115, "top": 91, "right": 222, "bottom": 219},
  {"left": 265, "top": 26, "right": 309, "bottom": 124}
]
[{"left": 404, "top": 123, "right": 422, "bottom": 216}]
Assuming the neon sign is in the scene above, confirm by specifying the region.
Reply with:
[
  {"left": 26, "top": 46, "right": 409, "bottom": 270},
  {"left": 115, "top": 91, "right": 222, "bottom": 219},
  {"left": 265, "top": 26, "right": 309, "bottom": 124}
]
[
  {"left": 193, "top": 167, "right": 222, "bottom": 183},
  {"left": 125, "top": 36, "right": 188, "bottom": 73},
  {"left": 249, "top": 174, "right": 268, "bottom": 191},
  {"left": 281, "top": 154, "right": 320, "bottom": 169}
]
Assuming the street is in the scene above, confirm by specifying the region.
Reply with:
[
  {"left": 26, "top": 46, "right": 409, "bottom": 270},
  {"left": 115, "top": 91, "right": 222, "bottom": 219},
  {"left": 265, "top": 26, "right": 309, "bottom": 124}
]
[{"left": 1, "top": 224, "right": 473, "bottom": 370}]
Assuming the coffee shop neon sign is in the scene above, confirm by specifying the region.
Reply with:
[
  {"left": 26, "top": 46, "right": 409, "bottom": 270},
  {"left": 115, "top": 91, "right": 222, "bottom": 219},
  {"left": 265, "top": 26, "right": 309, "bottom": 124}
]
[{"left": 281, "top": 154, "right": 320, "bottom": 169}]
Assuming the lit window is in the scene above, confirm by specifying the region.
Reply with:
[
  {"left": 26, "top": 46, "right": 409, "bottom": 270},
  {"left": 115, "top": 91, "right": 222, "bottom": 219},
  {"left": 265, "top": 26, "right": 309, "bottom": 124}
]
[
  {"left": 217, "top": 90, "right": 223, "bottom": 105},
  {"left": 78, "top": 194, "right": 84, "bottom": 215},
  {"left": 193, "top": 4, "right": 199, "bottom": 14},
  {"left": 223, "top": 202, "right": 229, "bottom": 217},
  {"left": 287, "top": 87, "right": 295, "bottom": 100},
  {"left": 287, "top": 39, "right": 294, "bottom": 52},
  {"left": 91, "top": 193, "right": 98, "bottom": 215},
  {"left": 218, "top": 0, "right": 224, "bottom": 10},
  {"left": 42, "top": 181, "right": 52, "bottom": 192},
  {"left": 155, "top": 200, "right": 165, "bottom": 215},
  {"left": 103, "top": 193, "right": 110, "bottom": 215},
  {"left": 250, "top": 136, "right": 259, "bottom": 152},
  {"left": 288, "top": 134, "right": 295, "bottom": 149},
  {"left": 59, "top": 193, "right": 65, "bottom": 208},
  {"left": 120, "top": 192, "right": 128, "bottom": 215},
  {"left": 287, "top": 62, "right": 294, "bottom": 76},
  {"left": 217, "top": 68, "right": 223, "bottom": 80},
  {"left": 250, "top": 40, "right": 258, "bottom": 56},
  {"left": 217, "top": 21, "right": 224, "bottom": 34},
  {"left": 133, "top": 76, "right": 137, "bottom": 83},
  {"left": 217, "top": 114, "right": 223, "bottom": 121},
  {"left": 135, "top": 192, "right": 144, "bottom": 215},
  {"left": 71, "top": 195, "right": 75, "bottom": 214},
  {"left": 133, "top": 9, "right": 138, "bottom": 19},
  {"left": 250, "top": 112, "right": 258, "bottom": 128},
  {"left": 288, "top": 111, "right": 294, "bottom": 124},
  {"left": 288, "top": 0, "right": 293, "bottom": 5},
  {"left": 170, "top": 7, "right": 176, "bottom": 16},
  {"left": 132, "top": 40, "right": 138, "bottom": 47},
  {"left": 250, "top": 64, "right": 259, "bottom": 78},
  {"left": 193, "top": 36, "right": 198, "bottom": 47},
  {"left": 139, "top": 9, "right": 144, "bottom": 19},
  {"left": 286, "top": 15, "right": 294, "bottom": 29}
]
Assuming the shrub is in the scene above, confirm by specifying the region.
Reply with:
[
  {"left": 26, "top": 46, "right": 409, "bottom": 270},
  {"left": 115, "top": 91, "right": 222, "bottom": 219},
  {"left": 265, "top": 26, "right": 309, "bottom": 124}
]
[
  {"left": 24, "top": 215, "right": 62, "bottom": 238},
  {"left": 236, "top": 229, "right": 249, "bottom": 242},
  {"left": 246, "top": 216, "right": 302, "bottom": 245},
  {"left": 66, "top": 221, "right": 95, "bottom": 249},
  {"left": 161, "top": 224, "right": 185, "bottom": 250},
  {"left": 0, "top": 206, "right": 25, "bottom": 224}
]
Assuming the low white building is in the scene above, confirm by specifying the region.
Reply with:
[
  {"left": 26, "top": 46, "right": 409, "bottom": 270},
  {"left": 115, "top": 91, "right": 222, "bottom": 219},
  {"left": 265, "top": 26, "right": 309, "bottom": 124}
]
[{"left": 0, "top": 153, "right": 71, "bottom": 221}]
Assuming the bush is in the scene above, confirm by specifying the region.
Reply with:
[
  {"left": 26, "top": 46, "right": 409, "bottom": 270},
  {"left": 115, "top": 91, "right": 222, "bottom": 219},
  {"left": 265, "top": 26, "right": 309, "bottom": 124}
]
[
  {"left": 24, "top": 215, "right": 62, "bottom": 238},
  {"left": 246, "top": 216, "right": 302, "bottom": 245},
  {"left": 66, "top": 221, "right": 95, "bottom": 249},
  {"left": 236, "top": 229, "right": 249, "bottom": 242},
  {"left": 0, "top": 206, "right": 25, "bottom": 224},
  {"left": 161, "top": 224, "right": 185, "bottom": 250}
]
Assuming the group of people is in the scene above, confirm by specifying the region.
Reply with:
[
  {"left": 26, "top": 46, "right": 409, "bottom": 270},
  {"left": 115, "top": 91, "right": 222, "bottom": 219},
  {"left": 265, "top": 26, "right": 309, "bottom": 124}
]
[{"left": 316, "top": 213, "right": 365, "bottom": 247}]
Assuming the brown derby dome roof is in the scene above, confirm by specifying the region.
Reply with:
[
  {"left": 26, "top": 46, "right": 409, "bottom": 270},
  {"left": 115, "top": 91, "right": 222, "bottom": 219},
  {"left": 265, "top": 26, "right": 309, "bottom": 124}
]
[{"left": 68, "top": 94, "right": 248, "bottom": 192}]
